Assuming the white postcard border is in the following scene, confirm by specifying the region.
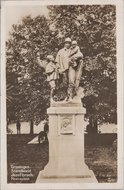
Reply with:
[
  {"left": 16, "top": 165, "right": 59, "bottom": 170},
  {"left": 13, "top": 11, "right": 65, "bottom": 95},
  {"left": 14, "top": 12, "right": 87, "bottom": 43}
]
[{"left": 1, "top": 0, "right": 124, "bottom": 189}]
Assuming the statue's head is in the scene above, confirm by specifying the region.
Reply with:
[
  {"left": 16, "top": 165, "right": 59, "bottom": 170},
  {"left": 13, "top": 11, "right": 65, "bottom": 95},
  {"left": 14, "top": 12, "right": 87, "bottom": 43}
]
[
  {"left": 46, "top": 55, "right": 54, "bottom": 62},
  {"left": 64, "top": 37, "right": 71, "bottom": 49},
  {"left": 72, "top": 40, "right": 77, "bottom": 48}
]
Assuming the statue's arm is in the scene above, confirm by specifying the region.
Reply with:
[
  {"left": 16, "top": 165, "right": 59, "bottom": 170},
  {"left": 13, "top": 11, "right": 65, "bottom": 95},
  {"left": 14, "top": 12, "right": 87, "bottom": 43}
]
[
  {"left": 37, "top": 57, "right": 47, "bottom": 70},
  {"left": 55, "top": 51, "right": 62, "bottom": 73},
  {"left": 55, "top": 50, "right": 60, "bottom": 64},
  {"left": 69, "top": 48, "right": 78, "bottom": 57},
  {"left": 46, "top": 65, "right": 55, "bottom": 74}
]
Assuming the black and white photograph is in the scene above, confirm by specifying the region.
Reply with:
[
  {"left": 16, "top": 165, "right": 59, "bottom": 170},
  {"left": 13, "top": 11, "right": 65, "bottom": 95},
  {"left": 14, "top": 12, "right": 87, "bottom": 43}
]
[{"left": 0, "top": 0, "right": 124, "bottom": 189}]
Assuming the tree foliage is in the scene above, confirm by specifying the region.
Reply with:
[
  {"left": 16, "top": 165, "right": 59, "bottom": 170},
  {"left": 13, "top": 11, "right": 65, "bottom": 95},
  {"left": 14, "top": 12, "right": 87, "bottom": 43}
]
[
  {"left": 6, "top": 16, "right": 51, "bottom": 124},
  {"left": 6, "top": 5, "right": 117, "bottom": 125}
]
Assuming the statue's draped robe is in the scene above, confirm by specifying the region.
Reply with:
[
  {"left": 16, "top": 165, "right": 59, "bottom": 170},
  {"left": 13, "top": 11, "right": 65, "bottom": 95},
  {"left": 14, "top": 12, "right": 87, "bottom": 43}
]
[
  {"left": 55, "top": 47, "right": 70, "bottom": 73},
  {"left": 68, "top": 59, "right": 83, "bottom": 98},
  {"left": 56, "top": 47, "right": 83, "bottom": 98}
]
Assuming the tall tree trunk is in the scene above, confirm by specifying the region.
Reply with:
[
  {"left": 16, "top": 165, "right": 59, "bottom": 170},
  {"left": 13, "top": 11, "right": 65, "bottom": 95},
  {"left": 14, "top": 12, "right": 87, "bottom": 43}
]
[
  {"left": 88, "top": 116, "right": 98, "bottom": 134},
  {"left": 30, "top": 119, "right": 34, "bottom": 134}
]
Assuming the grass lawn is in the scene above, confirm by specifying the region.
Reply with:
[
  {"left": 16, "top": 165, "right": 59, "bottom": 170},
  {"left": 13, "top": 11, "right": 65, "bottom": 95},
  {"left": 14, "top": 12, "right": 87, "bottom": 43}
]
[{"left": 7, "top": 134, "right": 117, "bottom": 183}]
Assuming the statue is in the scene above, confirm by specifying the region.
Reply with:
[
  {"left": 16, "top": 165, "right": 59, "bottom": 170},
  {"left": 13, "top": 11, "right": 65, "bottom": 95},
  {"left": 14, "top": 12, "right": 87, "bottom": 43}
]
[
  {"left": 45, "top": 55, "right": 59, "bottom": 100},
  {"left": 37, "top": 38, "right": 84, "bottom": 102},
  {"left": 55, "top": 37, "right": 71, "bottom": 86},
  {"left": 66, "top": 40, "right": 83, "bottom": 101},
  {"left": 55, "top": 38, "right": 84, "bottom": 101}
]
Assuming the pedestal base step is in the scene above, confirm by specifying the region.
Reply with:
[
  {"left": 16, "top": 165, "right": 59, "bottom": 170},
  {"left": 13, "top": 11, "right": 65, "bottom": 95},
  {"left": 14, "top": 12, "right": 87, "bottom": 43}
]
[{"left": 36, "top": 169, "right": 98, "bottom": 183}]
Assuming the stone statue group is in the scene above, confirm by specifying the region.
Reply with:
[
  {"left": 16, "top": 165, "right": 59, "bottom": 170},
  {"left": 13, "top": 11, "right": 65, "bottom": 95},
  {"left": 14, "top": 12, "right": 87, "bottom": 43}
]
[{"left": 39, "top": 38, "right": 84, "bottom": 102}]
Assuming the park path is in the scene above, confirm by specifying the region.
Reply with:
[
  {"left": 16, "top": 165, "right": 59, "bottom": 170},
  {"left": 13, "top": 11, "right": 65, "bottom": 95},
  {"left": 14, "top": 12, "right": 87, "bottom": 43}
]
[
  {"left": 8, "top": 121, "right": 117, "bottom": 135},
  {"left": 28, "top": 136, "right": 39, "bottom": 144},
  {"left": 8, "top": 121, "right": 45, "bottom": 134}
]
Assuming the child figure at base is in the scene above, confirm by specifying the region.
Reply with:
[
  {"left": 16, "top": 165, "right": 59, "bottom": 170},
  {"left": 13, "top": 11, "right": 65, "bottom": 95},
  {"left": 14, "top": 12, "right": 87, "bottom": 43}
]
[
  {"left": 45, "top": 55, "right": 59, "bottom": 100},
  {"left": 69, "top": 40, "right": 83, "bottom": 68}
]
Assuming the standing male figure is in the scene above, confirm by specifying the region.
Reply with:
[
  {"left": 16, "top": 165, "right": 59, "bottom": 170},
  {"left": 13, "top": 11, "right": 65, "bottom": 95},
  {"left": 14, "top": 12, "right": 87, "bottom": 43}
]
[
  {"left": 55, "top": 37, "right": 71, "bottom": 86},
  {"left": 68, "top": 40, "right": 84, "bottom": 101},
  {"left": 56, "top": 38, "right": 83, "bottom": 101}
]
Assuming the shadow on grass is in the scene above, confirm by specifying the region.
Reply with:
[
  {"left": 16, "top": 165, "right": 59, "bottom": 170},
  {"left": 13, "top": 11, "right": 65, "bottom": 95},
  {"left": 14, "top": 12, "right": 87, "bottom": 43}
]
[
  {"left": 84, "top": 134, "right": 117, "bottom": 182},
  {"left": 7, "top": 134, "right": 49, "bottom": 183}
]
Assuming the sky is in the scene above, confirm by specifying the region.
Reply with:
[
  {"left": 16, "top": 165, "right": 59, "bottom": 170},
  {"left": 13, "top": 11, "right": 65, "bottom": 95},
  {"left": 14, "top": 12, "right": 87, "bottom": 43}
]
[{"left": 5, "top": 6, "right": 49, "bottom": 39}]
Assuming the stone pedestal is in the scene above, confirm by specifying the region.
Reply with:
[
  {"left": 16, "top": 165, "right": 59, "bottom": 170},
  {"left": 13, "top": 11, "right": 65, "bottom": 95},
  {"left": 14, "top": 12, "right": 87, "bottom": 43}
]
[{"left": 36, "top": 102, "right": 97, "bottom": 183}]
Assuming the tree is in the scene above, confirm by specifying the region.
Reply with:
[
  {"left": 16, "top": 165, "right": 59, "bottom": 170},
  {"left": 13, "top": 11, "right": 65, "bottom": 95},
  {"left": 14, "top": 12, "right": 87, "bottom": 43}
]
[
  {"left": 30, "top": 119, "right": 34, "bottom": 134},
  {"left": 6, "top": 69, "right": 19, "bottom": 123},
  {"left": 6, "top": 15, "right": 52, "bottom": 125}
]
